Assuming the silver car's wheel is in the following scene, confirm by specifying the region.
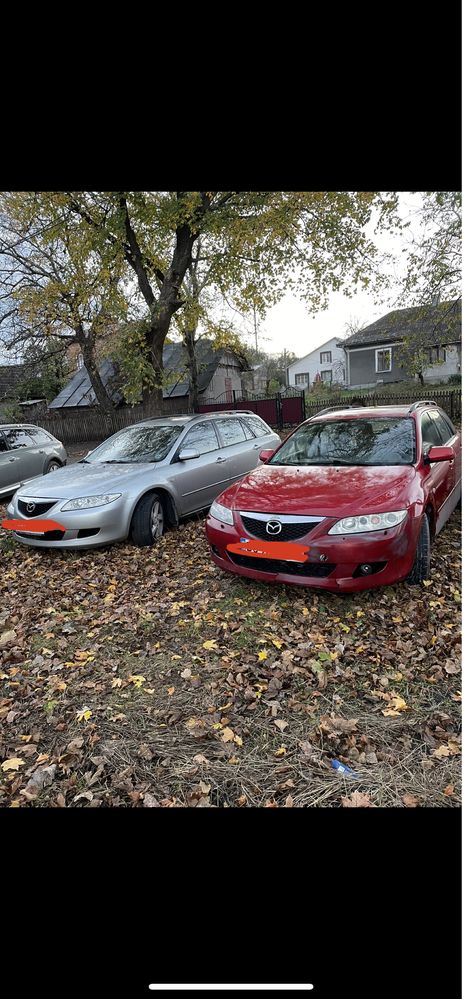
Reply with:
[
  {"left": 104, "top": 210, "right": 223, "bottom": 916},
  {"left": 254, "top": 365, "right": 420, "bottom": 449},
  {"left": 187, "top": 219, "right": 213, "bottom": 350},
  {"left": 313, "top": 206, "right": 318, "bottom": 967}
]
[
  {"left": 150, "top": 499, "right": 164, "bottom": 539},
  {"left": 45, "top": 460, "right": 61, "bottom": 473},
  {"left": 131, "top": 492, "right": 165, "bottom": 547}
]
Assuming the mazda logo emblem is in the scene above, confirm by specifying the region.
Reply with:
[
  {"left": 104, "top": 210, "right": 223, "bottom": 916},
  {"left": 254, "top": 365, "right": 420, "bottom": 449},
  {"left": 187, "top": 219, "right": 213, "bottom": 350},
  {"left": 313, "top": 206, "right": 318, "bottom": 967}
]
[
  {"left": 26, "top": 502, "right": 36, "bottom": 513},
  {"left": 266, "top": 520, "right": 282, "bottom": 535}
]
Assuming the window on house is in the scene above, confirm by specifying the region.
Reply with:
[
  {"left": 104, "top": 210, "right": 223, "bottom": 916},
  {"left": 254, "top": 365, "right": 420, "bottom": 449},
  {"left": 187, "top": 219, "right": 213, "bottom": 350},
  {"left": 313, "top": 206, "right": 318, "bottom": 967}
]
[
  {"left": 376, "top": 348, "right": 392, "bottom": 373},
  {"left": 295, "top": 373, "right": 309, "bottom": 386},
  {"left": 320, "top": 370, "right": 332, "bottom": 383},
  {"left": 426, "top": 347, "right": 446, "bottom": 364},
  {"left": 320, "top": 351, "right": 332, "bottom": 363}
]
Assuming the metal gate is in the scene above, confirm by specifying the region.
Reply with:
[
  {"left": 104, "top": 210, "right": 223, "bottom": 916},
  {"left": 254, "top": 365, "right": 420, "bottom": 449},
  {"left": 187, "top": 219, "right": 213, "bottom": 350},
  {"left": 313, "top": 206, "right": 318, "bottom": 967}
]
[{"left": 196, "top": 390, "right": 306, "bottom": 430}]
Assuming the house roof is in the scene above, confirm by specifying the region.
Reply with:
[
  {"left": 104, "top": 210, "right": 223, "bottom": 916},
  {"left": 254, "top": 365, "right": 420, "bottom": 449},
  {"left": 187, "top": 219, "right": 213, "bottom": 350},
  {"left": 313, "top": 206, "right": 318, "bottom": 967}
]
[
  {"left": 48, "top": 341, "right": 246, "bottom": 409},
  {"left": 287, "top": 337, "right": 344, "bottom": 369},
  {"left": 342, "top": 299, "right": 461, "bottom": 349},
  {"left": 48, "top": 358, "right": 124, "bottom": 409}
]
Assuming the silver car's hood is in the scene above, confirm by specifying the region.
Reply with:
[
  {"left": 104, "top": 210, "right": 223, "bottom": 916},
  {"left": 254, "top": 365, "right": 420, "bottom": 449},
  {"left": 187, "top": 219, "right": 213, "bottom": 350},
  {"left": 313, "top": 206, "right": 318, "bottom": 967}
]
[{"left": 16, "top": 462, "right": 158, "bottom": 500}]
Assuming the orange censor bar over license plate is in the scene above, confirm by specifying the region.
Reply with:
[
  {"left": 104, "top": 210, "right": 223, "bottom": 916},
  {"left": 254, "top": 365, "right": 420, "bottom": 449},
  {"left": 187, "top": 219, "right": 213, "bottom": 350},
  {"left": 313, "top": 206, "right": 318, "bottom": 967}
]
[
  {"left": 1, "top": 519, "right": 66, "bottom": 534},
  {"left": 227, "top": 539, "right": 310, "bottom": 562}
]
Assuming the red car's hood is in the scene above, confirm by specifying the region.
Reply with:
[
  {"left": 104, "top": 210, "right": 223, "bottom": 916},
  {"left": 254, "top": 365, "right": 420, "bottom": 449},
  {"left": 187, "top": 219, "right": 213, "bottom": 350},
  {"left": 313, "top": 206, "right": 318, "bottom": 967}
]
[{"left": 229, "top": 464, "right": 419, "bottom": 516}]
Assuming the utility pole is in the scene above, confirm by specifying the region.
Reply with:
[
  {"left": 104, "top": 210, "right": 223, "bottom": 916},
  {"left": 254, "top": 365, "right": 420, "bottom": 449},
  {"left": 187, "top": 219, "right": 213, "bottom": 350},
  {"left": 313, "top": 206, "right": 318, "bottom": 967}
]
[{"left": 253, "top": 303, "right": 258, "bottom": 354}]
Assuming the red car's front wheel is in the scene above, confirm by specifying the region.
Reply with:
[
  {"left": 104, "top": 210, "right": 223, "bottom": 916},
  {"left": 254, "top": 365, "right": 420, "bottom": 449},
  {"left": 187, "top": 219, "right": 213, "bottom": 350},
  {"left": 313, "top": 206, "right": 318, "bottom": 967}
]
[{"left": 407, "top": 514, "right": 431, "bottom": 584}]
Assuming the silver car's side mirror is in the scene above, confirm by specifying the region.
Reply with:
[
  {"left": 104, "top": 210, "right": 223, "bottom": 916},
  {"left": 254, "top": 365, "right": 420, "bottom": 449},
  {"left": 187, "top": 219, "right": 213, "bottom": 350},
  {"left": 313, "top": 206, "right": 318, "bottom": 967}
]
[{"left": 178, "top": 448, "right": 201, "bottom": 461}]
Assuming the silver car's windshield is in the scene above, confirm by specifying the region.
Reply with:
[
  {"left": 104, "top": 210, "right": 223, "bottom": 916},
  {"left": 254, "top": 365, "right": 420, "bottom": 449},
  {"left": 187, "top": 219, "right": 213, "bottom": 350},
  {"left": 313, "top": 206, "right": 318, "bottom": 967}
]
[{"left": 85, "top": 425, "right": 183, "bottom": 464}]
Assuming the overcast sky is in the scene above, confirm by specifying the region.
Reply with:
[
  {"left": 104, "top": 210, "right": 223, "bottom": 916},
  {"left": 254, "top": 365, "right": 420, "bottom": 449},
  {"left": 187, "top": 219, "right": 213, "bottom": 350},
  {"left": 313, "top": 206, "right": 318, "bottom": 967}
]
[{"left": 234, "top": 192, "right": 425, "bottom": 360}]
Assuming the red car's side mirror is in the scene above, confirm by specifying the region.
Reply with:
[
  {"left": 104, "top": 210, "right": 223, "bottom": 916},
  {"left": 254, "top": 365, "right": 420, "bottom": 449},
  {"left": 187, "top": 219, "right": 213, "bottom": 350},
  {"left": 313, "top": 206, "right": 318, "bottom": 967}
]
[
  {"left": 425, "top": 445, "right": 455, "bottom": 463},
  {"left": 259, "top": 449, "right": 275, "bottom": 463}
]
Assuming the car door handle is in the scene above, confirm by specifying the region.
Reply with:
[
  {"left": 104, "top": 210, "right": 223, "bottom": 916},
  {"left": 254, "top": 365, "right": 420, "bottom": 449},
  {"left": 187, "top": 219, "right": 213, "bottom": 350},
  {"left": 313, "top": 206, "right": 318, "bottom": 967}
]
[
  {"left": 216, "top": 457, "right": 227, "bottom": 463},
  {"left": 253, "top": 444, "right": 260, "bottom": 448},
  {"left": 8, "top": 457, "right": 17, "bottom": 462},
  {"left": 39, "top": 450, "right": 44, "bottom": 454}
]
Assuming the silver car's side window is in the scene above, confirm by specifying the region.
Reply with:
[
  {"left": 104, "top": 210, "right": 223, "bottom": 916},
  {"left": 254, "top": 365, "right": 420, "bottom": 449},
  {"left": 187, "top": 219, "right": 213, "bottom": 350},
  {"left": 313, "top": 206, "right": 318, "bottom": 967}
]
[
  {"left": 239, "top": 420, "right": 254, "bottom": 441},
  {"left": 242, "top": 416, "right": 271, "bottom": 438},
  {"left": 29, "top": 429, "right": 53, "bottom": 445},
  {"left": 182, "top": 422, "right": 219, "bottom": 454},
  {"left": 3, "top": 429, "right": 35, "bottom": 449},
  {"left": 214, "top": 418, "right": 247, "bottom": 447}
]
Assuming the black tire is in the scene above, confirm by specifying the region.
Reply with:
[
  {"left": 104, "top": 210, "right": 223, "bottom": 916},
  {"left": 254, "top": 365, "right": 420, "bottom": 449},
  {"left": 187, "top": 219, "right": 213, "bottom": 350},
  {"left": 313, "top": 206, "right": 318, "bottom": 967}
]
[
  {"left": 45, "top": 459, "right": 62, "bottom": 474},
  {"left": 130, "top": 492, "right": 165, "bottom": 547},
  {"left": 407, "top": 513, "right": 431, "bottom": 584}
]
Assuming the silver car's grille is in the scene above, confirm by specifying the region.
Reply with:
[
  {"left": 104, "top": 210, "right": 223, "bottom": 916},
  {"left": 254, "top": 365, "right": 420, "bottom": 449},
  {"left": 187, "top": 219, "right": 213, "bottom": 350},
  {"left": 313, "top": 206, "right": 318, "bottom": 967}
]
[
  {"left": 240, "top": 512, "right": 324, "bottom": 542},
  {"left": 18, "top": 499, "right": 56, "bottom": 518}
]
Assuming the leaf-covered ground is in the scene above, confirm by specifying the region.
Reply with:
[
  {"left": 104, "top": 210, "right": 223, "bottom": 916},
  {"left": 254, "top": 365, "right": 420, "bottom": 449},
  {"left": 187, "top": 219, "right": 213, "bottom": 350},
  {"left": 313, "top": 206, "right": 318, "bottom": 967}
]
[{"left": 0, "top": 502, "right": 460, "bottom": 808}]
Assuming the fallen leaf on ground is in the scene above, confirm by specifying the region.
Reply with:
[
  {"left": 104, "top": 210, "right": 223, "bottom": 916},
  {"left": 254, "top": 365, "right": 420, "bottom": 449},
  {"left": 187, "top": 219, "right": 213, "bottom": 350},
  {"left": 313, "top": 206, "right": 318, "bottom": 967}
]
[
  {"left": 1, "top": 757, "right": 25, "bottom": 772},
  {"left": 341, "top": 791, "right": 376, "bottom": 807},
  {"left": 402, "top": 793, "right": 420, "bottom": 807}
]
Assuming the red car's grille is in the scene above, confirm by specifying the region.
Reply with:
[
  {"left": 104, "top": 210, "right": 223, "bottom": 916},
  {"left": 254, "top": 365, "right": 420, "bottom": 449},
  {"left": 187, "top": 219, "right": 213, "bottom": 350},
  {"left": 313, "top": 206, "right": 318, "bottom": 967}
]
[
  {"left": 228, "top": 553, "right": 336, "bottom": 577},
  {"left": 240, "top": 515, "right": 323, "bottom": 542}
]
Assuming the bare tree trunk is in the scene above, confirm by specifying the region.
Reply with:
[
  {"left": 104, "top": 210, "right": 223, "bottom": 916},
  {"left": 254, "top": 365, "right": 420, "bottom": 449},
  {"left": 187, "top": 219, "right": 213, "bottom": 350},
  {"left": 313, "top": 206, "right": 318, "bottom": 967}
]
[
  {"left": 77, "top": 325, "right": 114, "bottom": 413},
  {"left": 184, "top": 327, "right": 199, "bottom": 411}
]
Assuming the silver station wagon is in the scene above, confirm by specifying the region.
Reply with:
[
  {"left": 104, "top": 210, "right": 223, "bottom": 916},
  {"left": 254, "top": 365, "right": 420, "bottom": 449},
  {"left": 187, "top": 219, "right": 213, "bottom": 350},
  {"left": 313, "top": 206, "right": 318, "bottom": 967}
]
[
  {"left": 7, "top": 411, "right": 281, "bottom": 548},
  {"left": 0, "top": 424, "right": 67, "bottom": 499}
]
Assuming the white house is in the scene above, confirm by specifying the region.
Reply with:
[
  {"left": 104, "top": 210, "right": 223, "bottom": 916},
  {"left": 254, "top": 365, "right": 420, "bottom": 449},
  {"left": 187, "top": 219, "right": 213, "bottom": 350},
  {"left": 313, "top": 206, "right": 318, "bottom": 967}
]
[{"left": 287, "top": 337, "right": 346, "bottom": 390}]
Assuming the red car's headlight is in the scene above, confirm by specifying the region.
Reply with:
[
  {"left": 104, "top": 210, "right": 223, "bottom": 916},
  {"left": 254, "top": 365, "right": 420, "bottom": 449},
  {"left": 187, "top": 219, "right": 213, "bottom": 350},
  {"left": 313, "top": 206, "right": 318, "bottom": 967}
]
[
  {"left": 328, "top": 510, "right": 407, "bottom": 535},
  {"left": 209, "top": 500, "right": 234, "bottom": 525}
]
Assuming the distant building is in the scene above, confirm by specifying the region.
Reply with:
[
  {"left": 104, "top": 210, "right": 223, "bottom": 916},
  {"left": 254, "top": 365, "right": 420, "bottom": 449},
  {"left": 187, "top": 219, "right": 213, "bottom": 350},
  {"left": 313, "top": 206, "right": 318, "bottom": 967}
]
[
  {"left": 48, "top": 341, "right": 248, "bottom": 412},
  {"left": 286, "top": 337, "right": 346, "bottom": 390},
  {"left": 343, "top": 300, "right": 461, "bottom": 388}
]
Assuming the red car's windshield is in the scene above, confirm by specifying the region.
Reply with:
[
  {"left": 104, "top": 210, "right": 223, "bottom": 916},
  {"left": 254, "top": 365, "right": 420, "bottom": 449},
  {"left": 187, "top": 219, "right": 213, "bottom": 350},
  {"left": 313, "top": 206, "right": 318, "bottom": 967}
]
[{"left": 269, "top": 418, "right": 416, "bottom": 467}]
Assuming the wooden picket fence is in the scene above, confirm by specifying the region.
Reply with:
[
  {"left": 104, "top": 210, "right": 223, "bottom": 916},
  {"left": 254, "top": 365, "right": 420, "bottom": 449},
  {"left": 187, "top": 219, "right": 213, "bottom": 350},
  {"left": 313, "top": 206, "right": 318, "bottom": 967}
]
[
  {"left": 23, "top": 387, "right": 461, "bottom": 445},
  {"left": 38, "top": 397, "right": 190, "bottom": 444},
  {"left": 303, "top": 389, "right": 461, "bottom": 423}
]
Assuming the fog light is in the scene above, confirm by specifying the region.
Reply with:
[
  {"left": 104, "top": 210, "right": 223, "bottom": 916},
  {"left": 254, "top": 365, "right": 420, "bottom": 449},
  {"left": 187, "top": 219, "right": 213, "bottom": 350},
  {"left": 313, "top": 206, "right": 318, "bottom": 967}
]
[{"left": 359, "top": 563, "right": 372, "bottom": 575}]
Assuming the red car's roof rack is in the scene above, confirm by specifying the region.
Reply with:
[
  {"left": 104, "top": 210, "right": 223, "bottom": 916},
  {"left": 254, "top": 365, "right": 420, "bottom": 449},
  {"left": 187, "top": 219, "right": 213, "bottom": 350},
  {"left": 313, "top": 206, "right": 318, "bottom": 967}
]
[
  {"left": 407, "top": 400, "right": 438, "bottom": 413},
  {"left": 310, "top": 405, "right": 358, "bottom": 418}
]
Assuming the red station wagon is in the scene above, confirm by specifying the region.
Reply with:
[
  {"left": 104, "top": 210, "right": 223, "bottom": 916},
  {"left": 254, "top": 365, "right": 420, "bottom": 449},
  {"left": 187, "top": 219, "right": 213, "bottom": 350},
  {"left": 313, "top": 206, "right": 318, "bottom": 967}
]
[{"left": 205, "top": 401, "right": 461, "bottom": 592}]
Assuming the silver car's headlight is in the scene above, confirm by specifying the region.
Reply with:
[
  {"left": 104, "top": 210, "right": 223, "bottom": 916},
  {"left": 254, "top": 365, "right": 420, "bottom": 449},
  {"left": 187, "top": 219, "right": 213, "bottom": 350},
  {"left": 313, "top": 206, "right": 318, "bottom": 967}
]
[
  {"left": 60, "top": 493, "right": 122, "bottom": 511},
  {"left": 209, "top": 500, "right": 234, "bottom": 525},
  {"left": 328, "top": 510, "right": 407, "bottom": 535}
]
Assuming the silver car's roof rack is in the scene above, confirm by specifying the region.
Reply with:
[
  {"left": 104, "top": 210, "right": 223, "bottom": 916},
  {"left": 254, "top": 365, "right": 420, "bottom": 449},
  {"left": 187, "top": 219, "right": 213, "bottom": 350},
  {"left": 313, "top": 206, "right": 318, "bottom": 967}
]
[
  {"left": 407, "top": 400, "right": 438, "bottom": 413},
  {"left": 199, "top": 409, "right": 255, "bottom": 416}
]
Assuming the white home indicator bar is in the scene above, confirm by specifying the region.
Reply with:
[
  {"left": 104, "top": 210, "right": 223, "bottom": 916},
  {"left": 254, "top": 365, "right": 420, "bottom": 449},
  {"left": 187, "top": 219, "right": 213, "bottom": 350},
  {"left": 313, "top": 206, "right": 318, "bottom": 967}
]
[{"left": 148, "top": 987, "right": 314, "bottom": 992}]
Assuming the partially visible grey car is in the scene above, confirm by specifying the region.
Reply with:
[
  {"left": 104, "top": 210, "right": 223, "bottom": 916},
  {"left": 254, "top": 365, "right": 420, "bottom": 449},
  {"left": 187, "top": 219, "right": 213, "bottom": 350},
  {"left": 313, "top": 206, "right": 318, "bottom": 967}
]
[
  {"left": 7, "top": 411, "right": 281, "bottom": 548},
  {"left": 0, "top": 424, "right": 67, "bottom": 499}
]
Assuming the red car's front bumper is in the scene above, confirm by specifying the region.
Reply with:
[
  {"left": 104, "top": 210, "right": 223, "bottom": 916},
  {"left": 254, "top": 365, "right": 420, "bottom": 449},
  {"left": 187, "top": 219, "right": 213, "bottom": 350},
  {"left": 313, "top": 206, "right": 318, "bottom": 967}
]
[{"left": 205, "top": 510, "right": 418, "bottom": 592}]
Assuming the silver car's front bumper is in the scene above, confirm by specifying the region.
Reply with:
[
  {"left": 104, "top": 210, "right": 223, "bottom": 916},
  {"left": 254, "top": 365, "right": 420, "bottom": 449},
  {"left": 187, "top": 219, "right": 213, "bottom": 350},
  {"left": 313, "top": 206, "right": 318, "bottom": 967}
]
[{"left": 6, "top": 495, "right": 130, "bottom": 549}]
